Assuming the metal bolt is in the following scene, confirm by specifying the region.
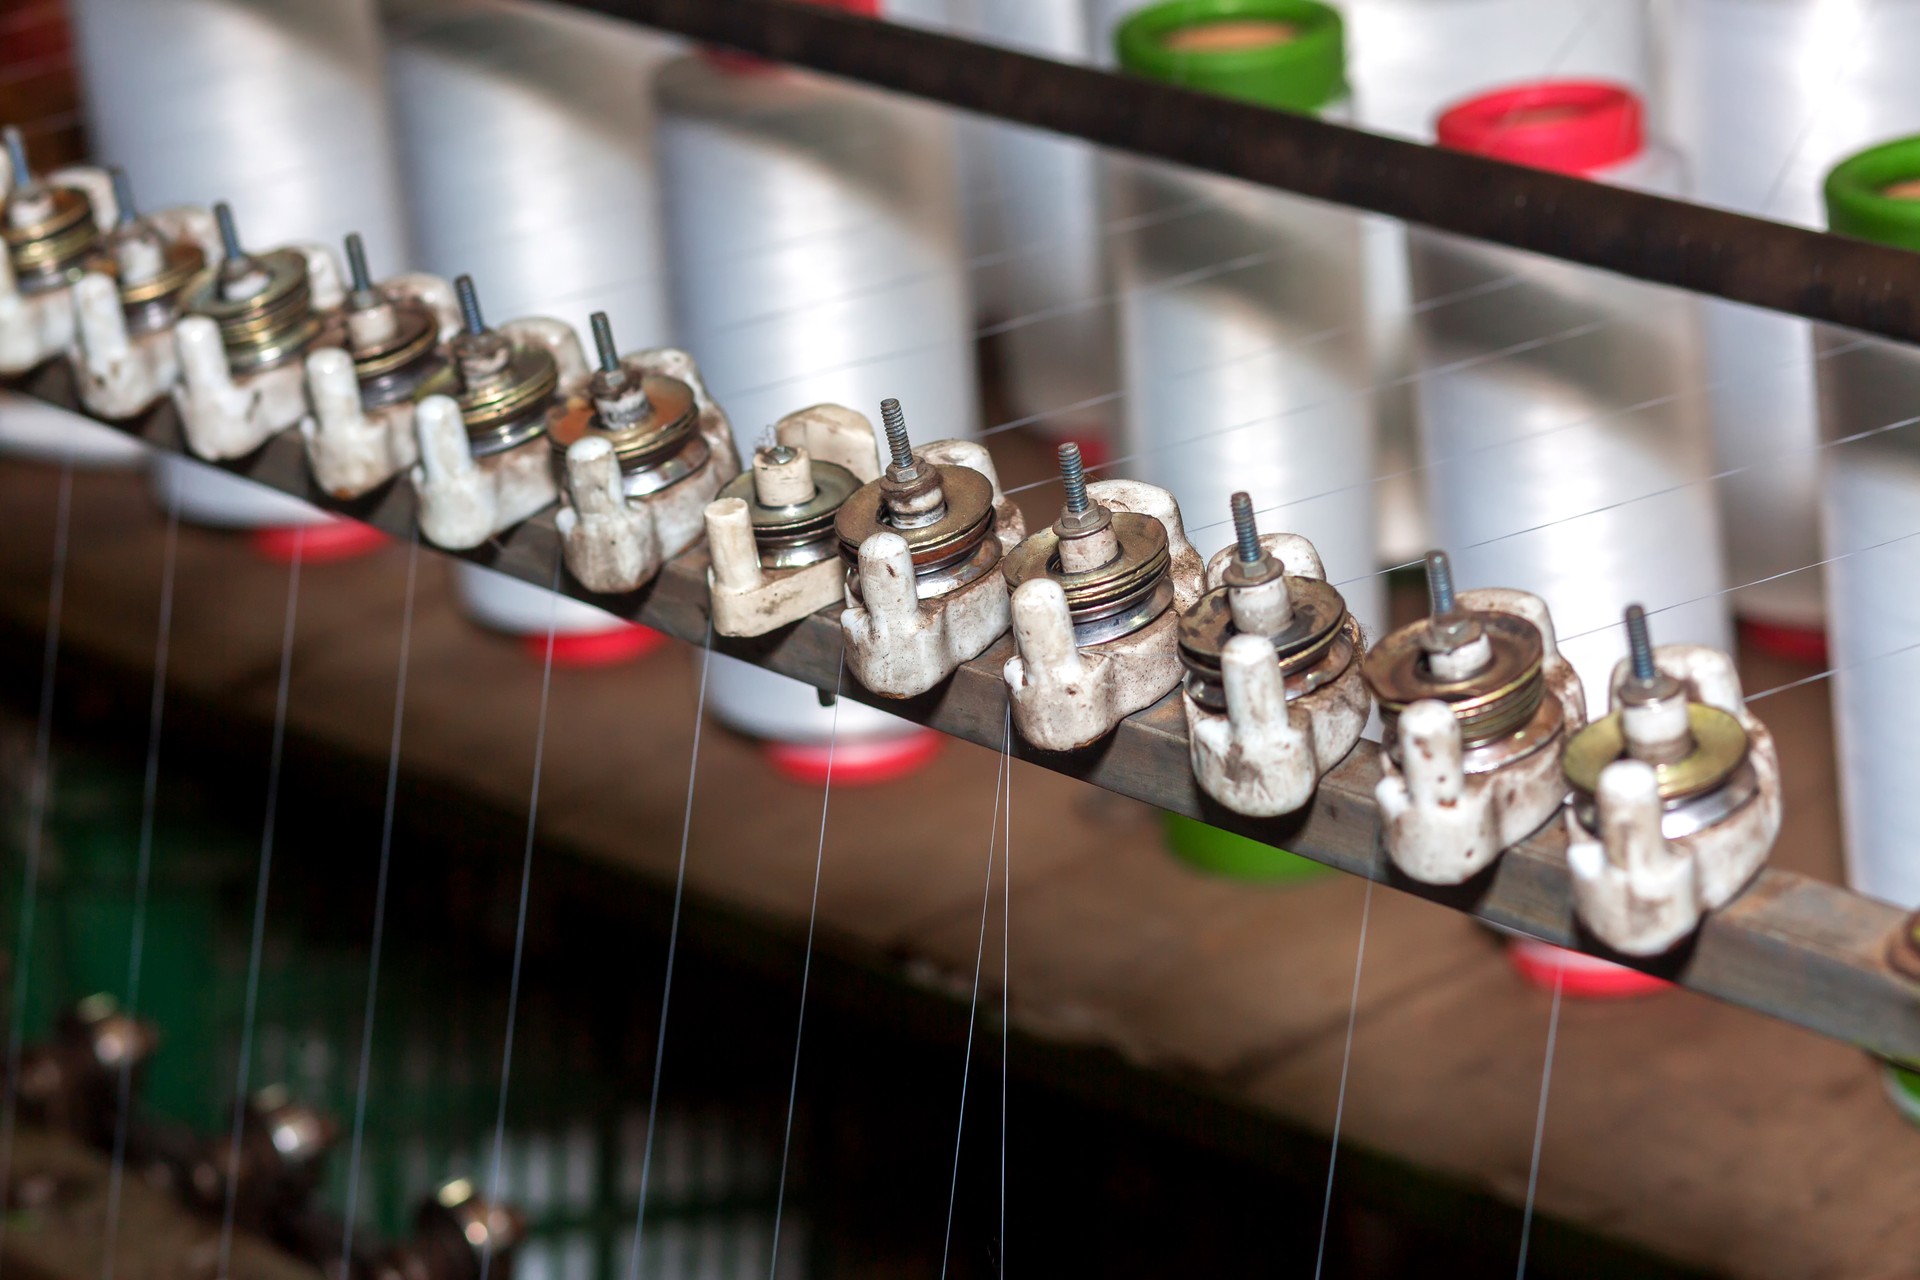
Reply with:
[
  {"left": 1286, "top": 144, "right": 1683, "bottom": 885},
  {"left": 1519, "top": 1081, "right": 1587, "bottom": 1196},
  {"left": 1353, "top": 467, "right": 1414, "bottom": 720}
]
[
  {"left": 1424, "top": 550, "right": 1456, "bottom": 618},
  {"left": 765, "top": 443, "right": 799, "bottom": 466},
  {"left": 1058, "top": 441, "right": 1089, "bottom": 516},
  {"left": 880, "top": 397, "right": 913, "bottom": 471},
  {"left": 110, "top": 168, "right": 138, "bottom": 226},
  {"left": 1625, "top": 603, "right": 1656, "bottom": 682},
  {"left": 1230, "top": 491, "right": 1261, "bottom": 563},
  {"left": 213, "top": 201, "right": 243, "bottom": 262},
  {"left": 3, "top": 126, "right": 28, "bottom": 185},
  {"left": 343, "top": 233, "right": 373, "bottom": 294},
  {"left": 589, "top": 311, "right": 619, "bottom": 374},
  {"left": 454, "top": 274, "right": 485, "bottom": 336}
]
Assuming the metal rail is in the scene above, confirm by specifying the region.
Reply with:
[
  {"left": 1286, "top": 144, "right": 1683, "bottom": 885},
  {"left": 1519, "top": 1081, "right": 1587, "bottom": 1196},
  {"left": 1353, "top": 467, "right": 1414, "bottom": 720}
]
[
  {"left": 18, "top": 362, "right": 1920, "bottom": 1066},
  {"left": 545, "top": 0, "right": 1920, "bottom": 346}
]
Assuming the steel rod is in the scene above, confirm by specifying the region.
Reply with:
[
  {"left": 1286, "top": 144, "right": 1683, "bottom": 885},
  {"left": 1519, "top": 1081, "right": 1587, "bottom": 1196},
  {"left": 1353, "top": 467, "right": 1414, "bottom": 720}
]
[
  {"left": 20, "top": 364, "right": 1920, "bottom": 1066},
  {"left": 543, "top": 0, "right": 1920, "bottom": 346}
]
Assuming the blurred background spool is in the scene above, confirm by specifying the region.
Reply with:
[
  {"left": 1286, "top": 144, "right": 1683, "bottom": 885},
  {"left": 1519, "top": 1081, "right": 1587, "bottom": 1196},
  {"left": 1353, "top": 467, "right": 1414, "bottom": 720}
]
[
  {"left": 67, "top": 0, "right": 406, "bottom": 552},
  {"left": 943, "top": 0, "right": 1116, "bottom": 461},
  {"left": 1411, "top": 81, "right": 1726, "bottom": 1000},
  {"left": 1660, "top": 0, "right": 1920, "bottom": 661},
  {"left": 1337, "top": 0, "right": 1651, "bottom": 141},
  {"left": 653, "top": 2, "right": 970, "bottom": 778},
  {"left": 1819, "top": 138, "right": 1920, "bottom": 1122},
  {"left": 1109, "top": 0, "right": 1375, "bottom": 882},
  {"left": 384, "top": 0, "right": 679, "bottom": 663},
  {"left": 1818, "top": 141, "right": 1920, "bottom": 911},
  {"left": 1109, "top": 0, "right": 1382, "bottom": 636},
  {"left": 1412, "top": 82, "right": 1729, "bottom": 709},
  {"left": 1334, "top": 0, "right": 1654, "bottom": 564}
]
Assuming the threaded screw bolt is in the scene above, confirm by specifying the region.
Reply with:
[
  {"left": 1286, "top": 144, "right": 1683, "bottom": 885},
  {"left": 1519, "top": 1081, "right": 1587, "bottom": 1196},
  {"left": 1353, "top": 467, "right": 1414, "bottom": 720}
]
[
  {"left": 454, "top": 274, "right": 484, "bottom": 336},
  {"left": 880, "top": 397, "right": 913, "bottom": 471},
  {"left": 3, "top": 127, "right": 28, "bottom": 186},
  {"left": 110, "top": 168, "right": 137, "bottom": 226},
  {"left": 1230, "top": 492, "right": 1261, "bottom": 564},
  {"left": 1425, "top": 550, "right": 1456, "bottom": 617},
  {"left": 344, "top": 232, "right": 373, "bottom": 294},
  {"left": 214, "top": 201, "right": 243, "bottom": 262},
  {"left": 1058, "top": 442, "right": 1089, "bottom": 516},
  {"left": 589, "top": 311, "right": 620, "bottom": 374},
  {"left": 1625, "top": 603, "right": 1656, "bottom": 682}
]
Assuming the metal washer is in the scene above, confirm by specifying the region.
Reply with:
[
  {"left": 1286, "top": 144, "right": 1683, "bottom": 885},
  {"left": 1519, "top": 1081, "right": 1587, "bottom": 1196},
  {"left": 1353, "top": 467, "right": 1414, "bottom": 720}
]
[
  {"left": 1562, "top": 703, "right": 1751, "bottom": 804},
  {"left": 835, "top": 463, "right": 997, "bottom": 573},
  {"left": 1363, "top": 611, "right": 1547, "bottom": 747},
  {"left": 719, "top": 460, "right": 861, "bottom": 569},
  {"left": 1000, "top": 511, "right": 1173, "bottom": 641},
  {"left": 419, "top": 342, "right": 561, "bottom": 457}
]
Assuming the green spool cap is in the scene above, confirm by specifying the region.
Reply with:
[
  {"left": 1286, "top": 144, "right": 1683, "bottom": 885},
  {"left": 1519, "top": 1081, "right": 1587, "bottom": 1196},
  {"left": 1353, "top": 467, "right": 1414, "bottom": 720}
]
[
  {"left": 1888, "top": 1063, "right": 1920, "bottom": 1125},
  {"left": 1115, "top": 0, "right": 1346, "bottom": 115},
  {"left": 1824, "top": 135, "right": 1920, "bottom": 251},
  {"left": 1162, "top": 812, "right": 1333, "bottom": 882}
]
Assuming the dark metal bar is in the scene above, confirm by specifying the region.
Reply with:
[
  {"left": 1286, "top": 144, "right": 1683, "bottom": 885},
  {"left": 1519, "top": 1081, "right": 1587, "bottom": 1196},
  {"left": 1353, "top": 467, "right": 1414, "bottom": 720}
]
[
  {"left": 27, "top": 365, "right": 1920, "bottom": 1066},
  {"left": 541, "top": 0, "right": 1920, "bottom": 345}
]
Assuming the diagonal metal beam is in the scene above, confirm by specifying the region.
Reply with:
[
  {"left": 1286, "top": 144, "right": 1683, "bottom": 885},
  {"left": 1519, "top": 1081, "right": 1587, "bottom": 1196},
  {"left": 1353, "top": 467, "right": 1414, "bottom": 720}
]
[
  {"left": 542, "top": 0, "right": 1920, "bottom": 345},
  {"left": 19, "top": 364, "right": 1920, "bottom": 1066}
]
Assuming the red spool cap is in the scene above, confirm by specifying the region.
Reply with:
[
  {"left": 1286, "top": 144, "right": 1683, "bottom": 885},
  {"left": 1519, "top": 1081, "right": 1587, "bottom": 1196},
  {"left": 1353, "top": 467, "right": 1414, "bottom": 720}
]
[
  {"left": 1738, "top": 617, "right": 1829, "bottom": 668},
  {"left": 1436, "top": 80, "right": 1643, "bottom": 177},
  {"left": 524, "top": 625, "right": 669, "bottom": 668},
  {"left": 249, "top": 518, "right": 389, "bottom": 565},
  {"left": 1507, "top": 938, "right": 1670, "bottom": 1000},
  {"left": 763, "top": 730, "right": 944, "bottom": 787}
]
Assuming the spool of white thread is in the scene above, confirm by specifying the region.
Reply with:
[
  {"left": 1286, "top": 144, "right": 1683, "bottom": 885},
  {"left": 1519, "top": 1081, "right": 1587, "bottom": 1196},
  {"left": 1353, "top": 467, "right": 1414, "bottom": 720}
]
[
  {"left": 1338, "top": 0, "right": 1651, "bottom": 141},
  {"left": 1109, "top": 1, "right": 1383, "bottom": 639},
  {"left": 384, "top": 0, "right": 676, "bottom": 341},
  {"left": 655, "top": 49, "right": 974, "bottom": 752},
  {"left": 1817, "top": 137, "right": 1920, "bottom": 913},
  {"left": 1410, "top": 82, "right": 1729, "bottom": 719},
  {"left": 0, "top": 392, "right": 148, "bottom": 468},
  {"left": 385, "top": 0, "right": 679, "bottom": 650},
  {"left": 1335, "top": 0, "right": 1654, "bottom": 563},
  {"left": 943, "top": 0, "right": 1115, "bottom": 448},
  {"left": 67, "top": 0, "right": 409, "bottom": 529},
  {"left": 1661, "top": 0, "right": 1920, "bottom": 646},
  {"left": 68, "top": 0, "right": 407, "bottom": 257}
]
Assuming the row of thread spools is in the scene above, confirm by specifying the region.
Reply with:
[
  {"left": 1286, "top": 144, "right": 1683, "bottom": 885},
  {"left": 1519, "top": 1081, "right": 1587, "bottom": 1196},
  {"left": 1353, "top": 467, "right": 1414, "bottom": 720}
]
[
  {"left": 6, "top": 2, "right": 1919, "bottom": 1049},
  {"left": 0, "top": 86, "right": 1789, "bottom": 985}
]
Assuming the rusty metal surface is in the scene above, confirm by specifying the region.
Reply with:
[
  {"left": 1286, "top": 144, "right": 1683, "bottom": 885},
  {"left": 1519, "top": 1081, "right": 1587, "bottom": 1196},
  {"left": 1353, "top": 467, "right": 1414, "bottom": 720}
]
[
  {"left": 19, "top": 365, "right": 1920, "bottom": 1067},
  {"left": 543, "top": 0, "right": 1920, "bottom": 346}
]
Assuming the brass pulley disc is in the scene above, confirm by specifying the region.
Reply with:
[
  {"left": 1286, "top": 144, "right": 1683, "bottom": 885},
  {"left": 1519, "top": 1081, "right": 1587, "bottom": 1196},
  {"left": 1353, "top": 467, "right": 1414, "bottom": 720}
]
[
  {"left": 351, "top": 296, "right": 441, "bottom": 382},
  {"left": 719, "top": 460, "right": 861, "bottom": 533},
  {"left": 1179, "top": 576, "right": 1348, "bottom": 685},
  {"left": 999, "top": 511, "right": 1175, "bottom": 640},
  {"left": 547, "top": 373, "right": 698, "bottom": 468},
  {"left": 1362, "top": 611, "right": 1547, "bottom": 746},
  {"left": 1002, "top": 512, "right": 1167, "bottom": 604},
  {"left": 835, "top": 463, "right": 996, "bottom": 571},
  {"left": 5, "top": 187, "right": 100, "bottom": 279},
  {"left": 719, "top": 461, "right": 861, "bottom": 569},
  {"left": 418, "top": 344, "right": 560, "bottom": 439},
  {"left": 116, "top": 235, "right": 207, "bottom": 307},
  {"left": 187, "top": 249, "right": 321, "bottom": 370},
  {"left": 1562, "top": 704, "right": 1750, "bottom": 803}
]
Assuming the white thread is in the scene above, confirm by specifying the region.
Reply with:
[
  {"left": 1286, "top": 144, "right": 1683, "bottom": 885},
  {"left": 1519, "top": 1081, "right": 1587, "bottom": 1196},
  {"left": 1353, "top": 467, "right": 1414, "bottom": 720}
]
[
  {"left": 627, "top": 619, "right": 716, "bottom": 1278},
  {"left": 339, "top": 530, "right": 423, "bottom": 1262},
  {"left": 217, "top": 526, "right": 309, "bottom": 1280},
  {"left": 768, "top": 650, "right": 847, "bottom": 1276}
]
